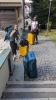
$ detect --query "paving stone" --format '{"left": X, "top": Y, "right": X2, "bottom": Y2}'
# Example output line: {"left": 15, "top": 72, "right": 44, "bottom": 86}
{"left": 30, "top": 36, "right": 56, "bottom": 80}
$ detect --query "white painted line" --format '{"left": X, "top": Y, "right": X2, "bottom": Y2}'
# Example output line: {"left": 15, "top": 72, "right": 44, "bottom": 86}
{"left": 5, "top": 88, "right": 56, "bottom": 93}
{"left": 8, "top": 81, "right": 56, "bottom": 85}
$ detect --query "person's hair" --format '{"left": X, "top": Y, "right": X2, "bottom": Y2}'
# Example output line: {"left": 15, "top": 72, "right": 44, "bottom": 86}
{"left": 28, "top": 25, "right": 31, "bottom": 31}
{"left": 25, "top": 21, "right": 28, "bottom": 26}
{"left": 33, "top": 15, "right": 38, "bottom": 21}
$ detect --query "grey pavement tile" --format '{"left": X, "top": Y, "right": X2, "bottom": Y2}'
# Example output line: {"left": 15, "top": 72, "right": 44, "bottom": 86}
{"left": 9, "top": 36, "right": 56, "bottom": 81}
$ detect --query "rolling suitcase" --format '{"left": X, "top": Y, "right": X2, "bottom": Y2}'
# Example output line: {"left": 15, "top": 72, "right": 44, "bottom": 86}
{"left": 27, "top": 33, "right": 35, "bottom": 45}
{"left": 23, "top": 51, "right": 37, "bottom": 78}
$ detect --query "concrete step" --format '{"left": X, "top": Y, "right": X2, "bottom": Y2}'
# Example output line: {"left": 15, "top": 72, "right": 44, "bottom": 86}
{"left": 7, "top": 81, "right": 56, "bottom": 84}
{"left": 6, "top": 81, "right": 56, "bottom": 88}
{"left": 2, "top": 81, "right": 56, "bottom": 99}
{"left": 2, "top": 98, "right": 56, "bottom": 100}
{"left": 1, "top": 98, "right": 49, "bottom": 100}
{"left": 2, "top": 91, "right": 56, "bottom": 98}
{"left": 7, "top": 83, "right": 56, "bottom": 88}
{"left": 4, "top": 87, "right": 56, "bottom": 92}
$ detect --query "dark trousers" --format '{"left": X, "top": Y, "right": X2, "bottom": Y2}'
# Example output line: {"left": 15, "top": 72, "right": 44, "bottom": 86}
{"left": 35, "top": 29, "right": 39, "bottom": 42}
{"left": 10, "top": 41, "right": 17, "bottom": 55}
{"left": 35, "top": 34, "right": 38, "bottom": 42}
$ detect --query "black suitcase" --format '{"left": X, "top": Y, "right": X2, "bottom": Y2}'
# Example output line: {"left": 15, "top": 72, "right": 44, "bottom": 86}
{"left": 23, "top": 51, "right": 37, "bottom": 78}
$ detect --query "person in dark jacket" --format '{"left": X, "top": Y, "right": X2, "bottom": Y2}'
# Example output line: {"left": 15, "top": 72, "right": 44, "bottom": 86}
{"left": 10, "top": 24, "right": 19, "bottom": 60}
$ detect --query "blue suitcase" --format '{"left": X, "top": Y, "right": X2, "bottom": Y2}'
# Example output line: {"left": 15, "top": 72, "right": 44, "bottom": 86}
{"left": 23, "top": 51, "right": 37, "bottom": 78}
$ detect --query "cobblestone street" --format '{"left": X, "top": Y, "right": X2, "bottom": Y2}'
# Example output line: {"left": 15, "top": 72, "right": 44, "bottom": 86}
{"left": 7, "top": 35, "right": 56, "bottom": 81}
{"left": 30, "top": 36, "right": 56, "bottom": 80}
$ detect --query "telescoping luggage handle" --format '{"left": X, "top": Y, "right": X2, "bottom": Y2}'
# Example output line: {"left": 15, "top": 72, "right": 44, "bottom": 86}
{"left": 24, "top": 51, "right": 36, "bottom": 62}
{"left": 28, "top": 51, "right": 36, "bottom": 61}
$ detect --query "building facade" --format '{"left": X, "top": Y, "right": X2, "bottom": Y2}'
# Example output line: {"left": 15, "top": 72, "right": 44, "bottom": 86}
{"left": 0, "top": 0, "right": 22, "bottom": 28}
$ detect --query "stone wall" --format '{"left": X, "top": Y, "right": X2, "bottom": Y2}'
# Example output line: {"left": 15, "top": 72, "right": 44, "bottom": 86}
{"left": 0, "top": 49, "right": 11, "bottom": 98}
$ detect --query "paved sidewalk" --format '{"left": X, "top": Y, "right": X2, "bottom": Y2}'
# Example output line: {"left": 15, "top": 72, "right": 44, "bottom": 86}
{"left": 10, "top": 35, "right": 56, "bottom": 81}
{"left": 30, "top": 36, "right": 56, "bottom": 80}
